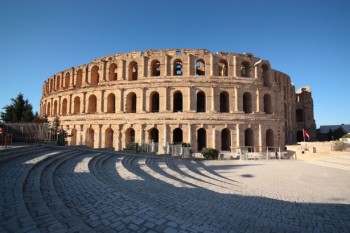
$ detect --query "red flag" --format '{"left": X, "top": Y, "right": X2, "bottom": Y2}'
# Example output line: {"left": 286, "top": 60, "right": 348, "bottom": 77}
{"left": 303, "top": 129, "right": 310, "bottom": 141}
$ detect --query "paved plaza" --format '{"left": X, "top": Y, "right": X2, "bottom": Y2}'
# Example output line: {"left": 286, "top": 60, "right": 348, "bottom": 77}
{"left": 1, "top": 145, "right": 350, "bottom": 232}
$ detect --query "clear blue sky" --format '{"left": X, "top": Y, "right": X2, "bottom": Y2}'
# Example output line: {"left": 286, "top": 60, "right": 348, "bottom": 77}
{"left": 1, "top": 0, "right": 349, "bottom": 127}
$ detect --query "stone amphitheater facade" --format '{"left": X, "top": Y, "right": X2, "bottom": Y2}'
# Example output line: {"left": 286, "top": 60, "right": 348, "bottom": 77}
{"left": 40, "top": 49, "right": 316, "bottom": 153}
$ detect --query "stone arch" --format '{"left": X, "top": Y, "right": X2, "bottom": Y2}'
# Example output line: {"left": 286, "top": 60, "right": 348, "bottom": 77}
{"left": 263, "top": 94, "right": 272, "bottom": 114}
{"left": 196, "top": 91, "right": 206, "bottom": 112}
{"left": 85, "top": 128, "right": 95, "bottom": 148}
{"left": 109, "top": 63, "right": 118, "bottom": 81}
{"left": 243, "top": 92, "right": 252, "bottom": 113}
{"left": 266, "top": 129, "right": 274, "bottom": 147}
{"left": 126, "top": 92, "right": 137, "bottom": 113}
{"left": 56, "top": 75, "right": 61, "bottom": 90}
{"left": 61, "top": 98, "right": 68, "bottom": 116}
{"left": 76, "top": 69, "right": 83, "bottom": 88}
{"left": 129, "top": 61, "right": 138, "bottom": 81}
{"left": 91, "top": 66, "right": 99, "bottom": 85}
{"left": 220, "top": 91, "right": 229, "bottom": 113}
{"left": 47, "top": 102, "right": 51, "bottom": 116}
{"left": 197, "top": 128, "right": 207, "bottom": 152}
{"left": 88, "top": 95, "right": 97, "bottom": 113}
{"left": 241, "top": 61, "right": 251, "bottom": 77}
{"left": 245, "top": 128, "right": 254, "bottom": 148}
{"left": 173, "top": 91, "right": 183, "bottom": 112}
{"left": 107, "top": 93, "right": 116, "bottom": 113}
{"left": 173, "top": 128, "right": 183, "bottom": 144}
{"left": 125, "top": 128, "right": 135, "bottom": 145}
{"left": 64, "top": 73, "right": 70, "bottom": 89}
{"left": 195, "top": 59, "right": 205, "bottom": 76}
{"left": 53, "top": 100, "right": 58, "bottom": 116}
{"left": 50, "top": 79, "right": 54, "bottom": 92}
{"left": 70, "top": 128, "right": 77, "bottom": 146}
{"left": 296, "top": 109, "right": 304, "bottom": 122}
{"left": 151, "top": 59, "right": 160, "bottom": 76}
{"left": 262, "top": 64, "right": 270, "bottom": 86}
{"left": 221, "top": 128, "right": 231, "bottom": 151}
{"left": 73, "top": 96, "right": 80, "bottom": 114}
{"left": 218, "top": 59, "right": 228, "bottom": 76}
{"left": 150, "top": 91, "right": 159, "bottom": 112}
{"left": 173, "top": 59, "right": 183, "bottom": 76}
{"left": 149, "top": 128, "right": 159, "bottom": 142}
{"left": 105, "top": 127, "right": 114, "bottom": 148}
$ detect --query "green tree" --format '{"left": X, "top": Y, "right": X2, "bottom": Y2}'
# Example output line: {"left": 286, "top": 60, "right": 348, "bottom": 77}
{"left": 0, "top": 93, "right": 35, "bottom": 123}
{"left": 333, "top": 127, "right": 347, "bottom": 140}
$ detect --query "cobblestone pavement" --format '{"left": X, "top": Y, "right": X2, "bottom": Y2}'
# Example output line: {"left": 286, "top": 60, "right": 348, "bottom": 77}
{"left": 1, "top": 145, "right": 349, "bottom": 232}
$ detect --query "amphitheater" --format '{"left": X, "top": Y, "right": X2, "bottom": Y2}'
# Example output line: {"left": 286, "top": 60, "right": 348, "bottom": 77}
{"left": 40, "top": 49, "right": 316, "bottom": 154}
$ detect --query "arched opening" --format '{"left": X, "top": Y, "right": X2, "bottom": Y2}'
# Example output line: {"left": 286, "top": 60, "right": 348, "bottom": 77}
{"left": 150, "top": 92, "right": 159, "bottom": 112}
{"left": 266, "top": 129, "right": 274, "bottom": 147}
{"left": 125, "top": 128, "right": 135, "bottom": 145}
{"left": 221, "top": 128, "right": 231, "bottom": 151}
{"left": 49, "top": 79, "right": 53, "bottom": 92}
{"left": 262, "top": 64, "right": 270, "bottom": 86}
{"left": 151, "top": 60, "right": 160, "bottom": 76}
{"left": 197, "top": 128, "right": 207, "bottom": 152}
{"left": 297, "top": 131, "right": 304, "bottom": 142}
{"left": 129, "top": 61, "right": 138, "bottom": 81}
{"left": 76, "top": 69, "right": 83, "bottom": 88}
{"left": 173, "top": 91, "right": 183, "bottom": 112}
{"left": 64, "top": 73, "right": 70, "bottom": 89}
{"left": 218, "top": 60, "right": 228, "bottom": 76}
{"left": 88, "top": 95, "right": 97, "bottom": 113}
{"left": 245, "top": 128, "right": 254, "bottom": 148}
{"left": 243, "top": 92, "right": 252, "bottom": 113}
{"left": 126, "top": 92, "right": 137, "bottom": 113}
{"left": 173, "top": 128, "right": 183, "bottom": 144}
{"left": 241, "top": 61, "right": 251, "bottom": 77}
{"left": 85, "top": 128, "right": 94, "bottom": 148}
{"left": 56, "top": 76, "right": 61, "bottom": 90}
{"left": 61, "top": 98, "right": 68, "bottom": 116}
{"left": 220, "top": 91, "right": 229, "bottom": 113}
{"left": 107, "top": 93, "right": 115, "bottom": 113}
{"left": 53, "top": 100, "right": 58, "bottom": 116}
{"left": 105, "top": 128, "right": 114, "bottom": 148}
{"left": 47, "top": 102, "right": 51, "bottom": 116}
{"left": 70, "top": 128, "right": 77, "bottom": 146}
{"left": 173, "top": 59, "right": 183, "bottom": 76}
{"left": 109, "top": 63, "right": 118, "bottom": 81}
{"left": 263, "top": 94, "right": 272, "bottom": 114}
{"left": 296, "top": 109, "right": 304, "bottom": 122}
{"left": 91, "top": 66, "right": 99, "bottom": 85}
{"left": 149, "top": 128, "right": 159, "bottom": 142}
{"left": 195, "top": 59, "right": 205, "bottom": 76}
{"left": 196, "top": 91, "right": 206, "bottom": 112}
{"left": 73, "top": 96, "right": 80, "bottom": 114}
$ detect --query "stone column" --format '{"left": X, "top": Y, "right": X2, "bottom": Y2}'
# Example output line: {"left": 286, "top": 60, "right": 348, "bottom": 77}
{"left": 256, "top": 88, "right": 260, "bottom": 113}
{"left": 82, "top": 92, "right": 87, "bottom": 113}
{"left": 70, "top": 68, "right": 75, "bottom": 87}
{"left": 211, "top": 86, "right": 216, "bottom": 112}
{"left": 58, "top": 96, "right": 61, "bottom": 115}
{"left": 68, "top": 94, "right": 72, "bottom": 115}
{"left": 236, "top": 124, "right": 240, "bottom": 148}
{"left": 100, "top": 90, "right": 105, "bottom": 113}
{"left": 163, "top": 86, "right": 168, "bottom": 112}
{"left": 259, "top": 124, "right": 263, "bottom": 151}
{"left": 234, "top": 87, "right": 239, "bottom": 112}
{"left": 210, "top": 54, "right": 214, "bottom": 76}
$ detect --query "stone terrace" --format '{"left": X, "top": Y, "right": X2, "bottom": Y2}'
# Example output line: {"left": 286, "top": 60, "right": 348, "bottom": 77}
{"left": 0, "top": 145, "right": 349, "bottom": 232}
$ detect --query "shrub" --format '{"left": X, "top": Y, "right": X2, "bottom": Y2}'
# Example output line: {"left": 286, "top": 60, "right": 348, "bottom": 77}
{"left": 342, "top": 134, "right": 350, "bottom": 138}
{"left": 333, "top": 141, "right": 346, "bottom": 151}
{"left": 201, "top": 147, "right": 219, "bottom": 160}
{"left": 124, "top": 142, "right": 136, "bottom": 150}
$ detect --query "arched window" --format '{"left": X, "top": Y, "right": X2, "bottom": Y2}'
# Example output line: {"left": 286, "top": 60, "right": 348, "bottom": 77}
{"left": 266, "top": 129, "right": 274, "bottom": 147}
{"left": 56, "top": 76, "right": 61, "bottom": 90}
{"left": 125, "top": 128, "right": 135, "bottom": 145}
{"left": 64, "top": 73, "right": 70, "bottom": 89}
{"left": 105, "top": 128, "right": 114, "bottom": 148}
{"left": 243, "top": 92, "right": 252, "bottom": 113}
{"left": 221, "top": 128, "right": 231, "bottom": 151}
{"left": 107, "top": 93, "right": 115, "bottom": 113}
{"left": 109, "top": 63, "right": 118, "bottom": 81}
{"left": 129, "top": 61, "right": 138, "bottom": 81}
{"left": 150, "top": 92, "right": 159, "bottom": 112}
{"left": 61, "top": 98, "right": 68, "bottom": 116}
{"left": 151, "top": 60, "right": 160, "bottom": 76}
{"left": 220, "top": 91, "right": 229, "bottom": 113}
{"left": 173, "top": 91, "right": 183, "bottom": 112}
{"left": 50, "top": 79, "right": 54, "bottom": 92}
{"left": 197, "top": 91, "right": 206, "bottom": 112}
{"left": 263, "top": 94, "right": 272, "bottom": 114}
{"left": 91, "top": 66, "right": 99, "bottom": 85}
{"left": 73, "top": 96, "right": 80, "bottom": 114}
{"left": 218, "top": 60, "right": 228, "bottom": 76}
{"left": 262, "top": 64, "right": 270, "bottom": 86}
{"left": 88, "top": 95, "right": 97, "bottom": 113}
{"left": 173, "top": 59, "right": 183, "bottom": 76}
{"left": 85, "top": 128, "right": 94, "bottom": 148}
{"left": 70, "top": 128, "right": 77, "bottom": 146}
{"left": 241, "top": 61, "right": 251, "bottom": 77}
{"left": 149, "top": 128, "right": 159, "bottom": 142}
{"left": 126, "top": 92, "right": 137, "bottom": 113}
{"left": 245, "top": 128, "right": 254, "bottom": 148}
{"left": 197, "top": 128, "right": 207, "bottom": 152}
{"left": 173, "top": 128, "right": 183, "bottom": 144}
{"left": 296, "top": 109, "right": 304, "bottom": 122}
{"left": 76, "top": 69, "right": 83, "bottom": 88}
{"left": 53, "top": 100, "right": 58, "bottom": 116}
{"left": 47, "top": 102, "right": 51, "bottom": 116}
{"left": 196, "top": 59, "right": 205, "bottom": 76}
